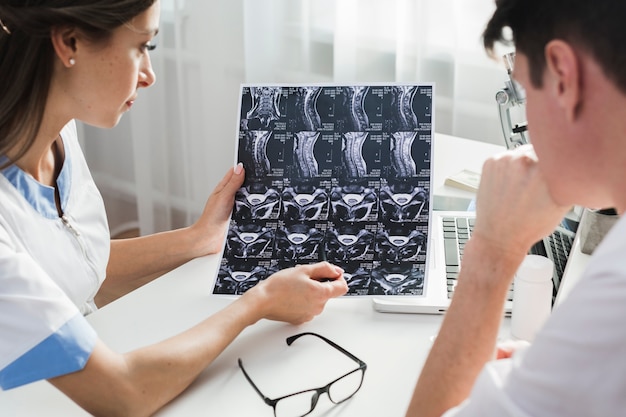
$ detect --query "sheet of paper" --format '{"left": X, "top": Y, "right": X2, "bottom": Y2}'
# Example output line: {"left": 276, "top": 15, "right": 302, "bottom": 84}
{"left": 213, "top": 84, "right": 434, "bottom": 296}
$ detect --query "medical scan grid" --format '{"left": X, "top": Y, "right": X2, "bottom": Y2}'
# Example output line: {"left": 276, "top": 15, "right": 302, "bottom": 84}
{"left": 214, "top": 84, "right": 434, "bottom": 296}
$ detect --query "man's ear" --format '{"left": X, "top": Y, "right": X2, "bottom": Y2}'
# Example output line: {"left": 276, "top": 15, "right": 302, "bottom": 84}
{"left": 50, "top": 26, "right": 78, "bottom": 68}
{"left": 544, "top": 40, "right": 582, "bottom": 122}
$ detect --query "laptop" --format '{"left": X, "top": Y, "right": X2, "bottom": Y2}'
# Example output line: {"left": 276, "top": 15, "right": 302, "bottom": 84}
{"left": 372, "top": 209, "right": 580, "bottom": 315}
{"left": 373, "top": 210, "right": 482, "bottom": 315}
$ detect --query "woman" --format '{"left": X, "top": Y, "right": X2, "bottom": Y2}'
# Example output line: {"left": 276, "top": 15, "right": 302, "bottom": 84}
{"left": 0, "top": 1, "right": 348, "bottom": 415}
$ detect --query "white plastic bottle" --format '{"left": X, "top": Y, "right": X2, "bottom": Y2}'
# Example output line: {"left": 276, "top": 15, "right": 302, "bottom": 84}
{"left": 511, "top": 254, "right": 554, "bottom": 342}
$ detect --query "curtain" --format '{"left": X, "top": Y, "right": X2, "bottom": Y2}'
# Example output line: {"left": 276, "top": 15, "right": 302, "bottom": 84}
{"left": 80, "top": 0, "right": 513, "bottom": 236}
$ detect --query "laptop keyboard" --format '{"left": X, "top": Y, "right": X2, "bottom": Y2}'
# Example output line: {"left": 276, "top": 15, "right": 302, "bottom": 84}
{"left": 442, "top": 216, "right": 488, "bottom": 299}
{"left": 442, "top": 216, "right": 574, "bottom": 303}
{"left": 442, "top": 216, "right": 472, "bottom": 268}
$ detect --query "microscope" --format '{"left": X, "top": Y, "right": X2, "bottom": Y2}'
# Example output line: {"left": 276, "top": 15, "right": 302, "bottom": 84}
{"left": 495, "top": 52, "right": 529, "bottom": 149}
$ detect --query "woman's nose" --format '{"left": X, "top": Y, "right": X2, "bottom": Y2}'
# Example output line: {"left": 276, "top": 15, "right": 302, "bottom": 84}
{"left": 138, "top": 55, "right": 156, "bottom": 88}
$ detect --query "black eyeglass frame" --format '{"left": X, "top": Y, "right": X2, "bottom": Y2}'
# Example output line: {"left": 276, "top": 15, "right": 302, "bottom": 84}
{"left": 238, "top": 332, "right": 367, "bottom": 417}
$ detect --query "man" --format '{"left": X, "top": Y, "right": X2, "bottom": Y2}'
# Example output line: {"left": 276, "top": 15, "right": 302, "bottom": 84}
{"left": 406, "top": 1, "right": 626, "bottom": 416}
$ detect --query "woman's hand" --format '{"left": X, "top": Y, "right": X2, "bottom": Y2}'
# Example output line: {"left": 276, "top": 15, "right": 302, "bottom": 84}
{"left": 242, "top": 262, "right": 349, "bottom": 325}
{"left": 189, "top": 163, "right": 245, "bottom": 256}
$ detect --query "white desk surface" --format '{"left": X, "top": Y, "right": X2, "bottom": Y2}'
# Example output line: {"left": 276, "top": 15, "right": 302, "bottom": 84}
{"left": 1, "top": 134, "right": 540, "bottom": 416}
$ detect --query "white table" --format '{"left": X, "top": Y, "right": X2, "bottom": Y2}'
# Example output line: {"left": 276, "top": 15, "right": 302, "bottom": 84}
{"left": 2, "top": 134, "right": 523, "bottom": 416}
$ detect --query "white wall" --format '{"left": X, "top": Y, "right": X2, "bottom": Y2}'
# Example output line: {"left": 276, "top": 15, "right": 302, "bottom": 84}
{"left": 81, "top": 0, "right": 513, "bottom": 236}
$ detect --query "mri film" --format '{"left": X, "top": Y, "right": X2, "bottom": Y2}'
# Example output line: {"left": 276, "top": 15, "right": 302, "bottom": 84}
{"left": 214, "top": 83, "right": 434, "bottom": 296}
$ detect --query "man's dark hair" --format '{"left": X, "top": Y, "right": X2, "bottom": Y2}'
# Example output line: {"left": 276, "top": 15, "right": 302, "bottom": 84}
{"left": 483, "top": 0, "right": 626, "bottom": 94}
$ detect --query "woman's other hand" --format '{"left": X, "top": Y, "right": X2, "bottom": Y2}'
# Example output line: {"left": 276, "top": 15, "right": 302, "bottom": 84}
{"left": 189, "top": 163, "right": 245, "bottom": 256}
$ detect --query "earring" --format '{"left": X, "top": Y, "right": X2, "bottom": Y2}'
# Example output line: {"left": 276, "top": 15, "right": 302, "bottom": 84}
{"left": 0, "top": 18, "right": 11, "bottom": 35}
{"left": 69, "top": 58, "right": 76, "bottom": 66}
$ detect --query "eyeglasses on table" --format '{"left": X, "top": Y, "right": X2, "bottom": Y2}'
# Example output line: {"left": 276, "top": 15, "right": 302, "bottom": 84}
{"left": 238, "top": 332, "right": 367, "bottom": 417}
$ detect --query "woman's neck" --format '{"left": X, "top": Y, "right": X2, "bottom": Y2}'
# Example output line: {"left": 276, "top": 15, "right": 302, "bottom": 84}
{"left": 10, "top": 133, "right": 64, "bottom": 187}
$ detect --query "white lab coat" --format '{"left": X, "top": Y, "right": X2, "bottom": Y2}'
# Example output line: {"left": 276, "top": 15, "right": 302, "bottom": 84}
{"left": 0, "top": 120, "right": 109, "bottom": 389}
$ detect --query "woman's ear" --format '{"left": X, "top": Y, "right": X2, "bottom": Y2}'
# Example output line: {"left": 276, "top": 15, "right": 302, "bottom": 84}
{"left": 50, "top": 26, "right": 78, "bottom": 68}
{"left": 544, "top": 40, "right": 582, "bottom": 122}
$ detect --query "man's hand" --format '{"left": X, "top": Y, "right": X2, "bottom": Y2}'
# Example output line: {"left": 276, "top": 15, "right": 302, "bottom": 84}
{"left": 495, "top": 339, "right": 530, "bottom": 360}
{"left": 473, "top": 144, "right": 570, "bottom": 257}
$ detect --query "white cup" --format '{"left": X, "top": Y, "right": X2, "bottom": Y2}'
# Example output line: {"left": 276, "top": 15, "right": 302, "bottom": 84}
{"left": 511, "top": 254, "right": 554, "bottom": 342}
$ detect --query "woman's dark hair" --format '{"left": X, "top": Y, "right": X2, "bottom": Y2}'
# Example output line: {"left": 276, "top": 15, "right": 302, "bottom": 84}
{"left": 483, "top": 0, "right": 626, "bottom": 94}
{"left": 0, "top": 0, "right": 156, "bottom": 168}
